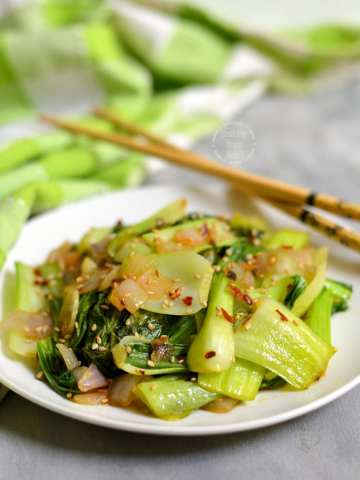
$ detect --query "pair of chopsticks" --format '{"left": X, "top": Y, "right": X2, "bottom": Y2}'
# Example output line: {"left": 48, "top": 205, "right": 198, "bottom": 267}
{"left": 41, "top": 110, "right": 360, "bottom": 254}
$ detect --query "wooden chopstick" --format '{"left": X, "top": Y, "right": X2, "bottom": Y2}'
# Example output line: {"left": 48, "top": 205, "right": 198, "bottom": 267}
{"left": 94, "top": 109, "right": 360, "bottom": 254}
{"left": 40, "top": 112, "right": 360, "bottom": 253}
{"left": 267, "top": 199, "right": 360, "bottom": 253}
{"left": 94, "top": 107, "right": 173, "bottom": 149}
{"left": 41, "top": 113, "right": 360, "bottom": 221}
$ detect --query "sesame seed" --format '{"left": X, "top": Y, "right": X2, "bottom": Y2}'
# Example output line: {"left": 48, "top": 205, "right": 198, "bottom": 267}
{"left": 126, "top": 346, "right": 132, "bottom": 354}
{"left": 75, "top": 322, "right": 79, "bottom": 329}
{"left": 99, "top": 346, "right": 107, "bottom": 352}
{"left": 54, "top": 327, "right": 60, "bottom": 332}
{"left": 66, "top": 392, "right": 73, "bottom": 399}
{"left": 91, "top": 343, "right": 99, "bottom": 350}
{"left": 36, "top": 371, "right": 44, "bottom": 380}
{"left": 193, "top": 273, "right": 201, "bottom": 279}
{"left": 91, "top": 323, "right": 97, "bottom": 331}
{"left": 147, "top": 360, "right": 155, "bottom": 367}
{"left": 101, "top": 398, "right": 109, "bottom": 404}
{"left": 148, "top": 323, "right": 156, "bottom": 331}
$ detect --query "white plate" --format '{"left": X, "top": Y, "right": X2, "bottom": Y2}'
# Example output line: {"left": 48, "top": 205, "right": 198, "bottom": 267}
{"left": 0, "top": 185, "right": 359, "bottom": 436}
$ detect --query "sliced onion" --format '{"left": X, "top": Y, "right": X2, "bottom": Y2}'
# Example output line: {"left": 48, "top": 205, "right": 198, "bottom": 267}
{"left": 2, "top": 310, "right": 52, "bottom": 340}
{"left": 56, "top": 343, "right": 80, "bottom": 371}
{"left": 202, "top": 397, "right": 238, "bottom": 413}
{"left": 109, "top": 279, "right": 148, "bottom": 313}
{"left": 59, "top": 286, "right": 79, "bottom": 337}
{"left": 73, "top": 388, "right": 108, "bottom": 405}
{"left": 137, "top": 270, "right": 174, "bottom": 300}
{"left": 108, "top": 374, "right": 142, "bottom": 408}
{"left": 173, "top": 227, "right": 205, "bottom": 247}
{"left": 77, "top": 363, "right": 108, "bottom": 392}
{"left": 72, "top": 366, "right": 88, "bottom": 383}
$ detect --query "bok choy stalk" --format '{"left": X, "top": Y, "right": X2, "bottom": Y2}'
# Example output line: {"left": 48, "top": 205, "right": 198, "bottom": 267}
{"left": 187, "top": 273, "right": 235, "bottom": 373}
{"left": 263, "top": 229, "right": 310, "bottom": 250}
{"left": 0, "top": 147, "right": 97, "bottom": 200}
{"left": 251, "top": 274, "right": 307, "bottom": 306}
{"left": 235, "top": 298, "right": 335, "bottom": 389}
{"left": 198, "top": 358, "right": 265, "bottom": 401}
{"left": 292, "top": 247, "right": 328, "bottom": 317}
{"left": 112, "top": 336, "right": 188, "bottom": 375}
{"left": 325, "top": 278, "right": 353, "bottom": 313}
{"left": 0, "top": 187, "right": 35, "bottom": 268}
{"left": 108, "top": 198, "right": 188, "bottom": 255}
{"left": 39, "top": 147, "right": 98, "bottom": 179}
{"left": 142, "top": 217, "right": 236, "bottom": 252}
{"left": 305, "top": 288, "right": 333, "bottom": 343}
{"left": 0, "top": 131, "right": 72, "bottom": 174}
{"left": 135, "top": 377, "right": 218, "bottom": 419}
{"left": 30, "top": 180, "right": 110, "bottom": 214}
{"left": 119, "top": 251, "right": 214, "bottom": 315}
{"left": 7, "top": 262, "right": 44, "bottom": 358}
{"left": 91, "top": 155, "right": 147, "bottom": 188}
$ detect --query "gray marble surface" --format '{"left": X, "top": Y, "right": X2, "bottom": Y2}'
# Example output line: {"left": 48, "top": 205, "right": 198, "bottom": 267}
{"left": 1, "top": 80, "right": 360, "bottom": 480}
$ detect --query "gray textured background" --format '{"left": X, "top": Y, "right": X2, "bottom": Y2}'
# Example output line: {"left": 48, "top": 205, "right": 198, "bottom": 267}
{"left": 1, "top": 80, "right": 360, "bottom": 480}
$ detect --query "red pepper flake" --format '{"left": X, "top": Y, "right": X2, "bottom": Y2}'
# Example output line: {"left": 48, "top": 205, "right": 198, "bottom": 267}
{"left": 229, "top": 285, "right": 253, "bottom": 305}
{"left": 182, "top": 296, "right": 193, "bottom": 306}
{"left": 200, "top": 223, "right": 210, "bottom": 237}
{"left": 220, "top": 307, "right": 235, "bottom": 324}
{"left": 204, "top": 351, "right": 216, "bottom": 359}
{"left": 276, "top": 308, "right": 288, "bottom": 322}
{"left": 282, "top": 245, "right": 293, "bottom": 250}
{"left": 168, "top": 287, "right": 181, "bottom": 300}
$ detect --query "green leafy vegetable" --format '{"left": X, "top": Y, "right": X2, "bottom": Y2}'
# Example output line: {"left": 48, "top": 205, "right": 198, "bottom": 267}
{"left": 235, "top": 298, "right": 335, "bottom": 389}
{"left": 305, "top": 288, "right": 333, "bottom": 343}
{"left": 187, "top": 273, "right": 234, "bottom": 373}
{"left": 198, "top": 358, "right": 265, "bottom": 401}
{"left": 135, "top": 378, "right": 218, "bottom": 419}
{"left": 37, "top": 337, "right": 78, "bottom": 397}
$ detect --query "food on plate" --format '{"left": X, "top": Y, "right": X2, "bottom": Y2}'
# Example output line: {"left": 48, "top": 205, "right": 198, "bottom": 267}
{"left": 2, "top": 199, "right": 352, "bottom": 420}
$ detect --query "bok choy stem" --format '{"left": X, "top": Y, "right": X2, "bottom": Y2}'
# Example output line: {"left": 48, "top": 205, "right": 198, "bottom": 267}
{"left": 187, "top": 273, "right": 235, "bottom": 373}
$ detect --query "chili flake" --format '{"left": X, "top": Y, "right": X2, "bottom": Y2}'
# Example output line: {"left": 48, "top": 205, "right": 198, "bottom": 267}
{"left": 182, "top": 296, "right": 193, "bottom": 306}
{"left": 220, "top": 307, "right": 235, "bottom": 324}
{"left": 276, "top": 308, "right": 288, "bottom": 322}
{"left": 205, "top": 351, "right": 216, "bottom": 359}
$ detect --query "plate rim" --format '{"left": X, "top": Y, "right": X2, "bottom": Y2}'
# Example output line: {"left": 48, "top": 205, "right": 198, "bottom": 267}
{"left": 1, "top": 184, "right": 359, "bottom": 436}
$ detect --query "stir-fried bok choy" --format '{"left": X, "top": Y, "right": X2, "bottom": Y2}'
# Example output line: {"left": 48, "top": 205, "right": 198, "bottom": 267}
{"left": 1, "top": 199, "right": 352, "bottom": 419}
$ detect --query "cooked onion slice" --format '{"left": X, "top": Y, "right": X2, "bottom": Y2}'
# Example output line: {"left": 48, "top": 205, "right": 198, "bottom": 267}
{"left": 77, "top": 364, "right": 108, "bottom": 392}
{"left": 56, "top": 343, "right": 81, "bottom": 371}
{"left": 108, "top": 374, "right": 142, "bottom": 408}
{"left": 2, "top": 310, "right": 52, "bottom": 340}
{"left": 109, "top": 279, "right": 148, "bottom": 314}
{"left": 202, "top": 397, "right": 238, "bottom": 413}
{"left": 73, "top": 389, "right": 108, "bottom": 405}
